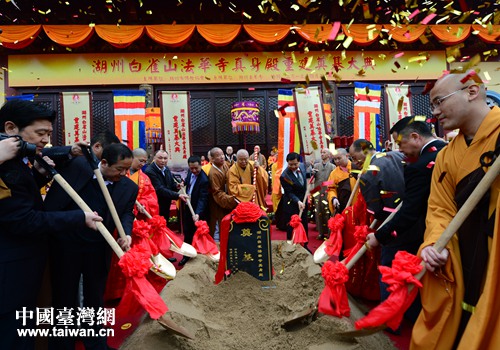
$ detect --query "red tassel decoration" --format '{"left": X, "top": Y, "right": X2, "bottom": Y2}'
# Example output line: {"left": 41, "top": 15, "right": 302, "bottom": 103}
{"left": 318, "top": 261, "right": 350, "bottom": 317}
{"left": 355, "top": 251, "right": 423, "bottom": 330}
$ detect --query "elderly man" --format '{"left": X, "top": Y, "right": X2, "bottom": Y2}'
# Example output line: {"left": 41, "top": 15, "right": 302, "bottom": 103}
{"left": 227, "top": 149, "right": 268, "bottom": 210}
{"left": 225, "top": 146, "right": 237, "bottom": 166}
{"left": 312, "top": 148, "right": 335, "bottom": 239}
{"left": 411, "top": 73, "right": 500, "bottom": 350}
{"left": 207, "top": 147, "right": 238, "bottom": 237}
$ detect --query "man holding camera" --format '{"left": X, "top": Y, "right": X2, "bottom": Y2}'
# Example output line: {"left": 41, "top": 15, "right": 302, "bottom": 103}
{"left": 0, "top": 100, "right": 102, "bottom": 350}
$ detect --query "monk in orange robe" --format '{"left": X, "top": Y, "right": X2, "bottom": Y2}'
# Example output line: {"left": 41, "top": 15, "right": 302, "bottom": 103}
{"left": 412, "top": 73, "right": 500, "bottom": 350}
{"left": 227, "top": 149, "right": 268, "bottom": 211}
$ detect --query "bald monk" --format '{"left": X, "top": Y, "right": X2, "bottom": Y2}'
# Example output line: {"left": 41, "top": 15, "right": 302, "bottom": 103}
{"left": 227, "top": 149, "right": 268, "bottom": 211}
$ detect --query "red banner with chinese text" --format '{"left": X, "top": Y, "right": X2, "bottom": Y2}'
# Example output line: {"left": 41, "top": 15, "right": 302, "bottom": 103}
{"left": 61, "top": 92, "right": 91, "bottom": 145}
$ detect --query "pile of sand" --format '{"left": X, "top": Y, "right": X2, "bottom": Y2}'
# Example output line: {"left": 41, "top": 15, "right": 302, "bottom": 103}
{"left": 122, "top": 242, "right": 396, "bottom": 350}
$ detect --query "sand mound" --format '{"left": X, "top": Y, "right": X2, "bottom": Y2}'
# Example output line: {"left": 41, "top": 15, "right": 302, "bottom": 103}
{"left": 121, "top": 242, "right": 396, "bottom": 350}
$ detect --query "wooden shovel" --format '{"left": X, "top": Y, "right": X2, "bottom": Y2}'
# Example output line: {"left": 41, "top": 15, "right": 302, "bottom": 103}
{"left": 36, "top": 155, "right": 175, "bottom": 278}
{"left": 35, "top": 156, "right": 194, "bottom": 339}
{"left": 341, "top": 152, "right": 500, "bottom": 337}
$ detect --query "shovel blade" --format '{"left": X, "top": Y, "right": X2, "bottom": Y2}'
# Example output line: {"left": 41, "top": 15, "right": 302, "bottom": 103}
{"left": 157, "top": 314, "right": 195, "bottom": 340}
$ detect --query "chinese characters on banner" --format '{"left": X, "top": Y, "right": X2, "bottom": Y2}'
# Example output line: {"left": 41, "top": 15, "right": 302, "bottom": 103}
{"left": 61, "top": 92, "right": 91, "bottom": 146}
{"left": 385, "top": 84, "right": 413, "bottom": 130}
{"left": 160, "top": 91, "right": 191, "bottom": 168}
{"left": 8, "top": 51, "right": 447, "bottom": 87}
{"left": 294, "top": 87, "right": 328, "bottom": 160}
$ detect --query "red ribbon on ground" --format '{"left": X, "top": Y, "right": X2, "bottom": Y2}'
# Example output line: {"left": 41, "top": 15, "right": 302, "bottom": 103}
{"left": 318, "top": 261, "right": 350, "bottom": 317}
{"left": 355, "top": 251, "right": 423, "bottom": 330}
{"left": 289, "top": 214, "right": 308, "bottom": 245}
{"left": 325, "top": 214, "right": 344, "bottom": 256}
{"left": 192, "top": 220, "right": 219, "bottom": 255}
{"left": 118, "top": 244, "right": 168, "bottom": 320}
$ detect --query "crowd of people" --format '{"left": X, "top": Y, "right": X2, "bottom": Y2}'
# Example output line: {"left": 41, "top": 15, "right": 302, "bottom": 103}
{"left": 0, "top": 71, "right": 499, "bottom": 349}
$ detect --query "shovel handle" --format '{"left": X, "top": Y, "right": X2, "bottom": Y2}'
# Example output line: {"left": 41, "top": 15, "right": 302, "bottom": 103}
{"left": 135, "top": 200, "right": 152, "bottom": 219}
{"left": 343, "top": 202, "right": 401, "bottom": 270}
{"left": 81, "top": 146, "right": 127, "bottom": 241}
{"left": 414, "top": 153, "right": 500, "bottom": 281}
{"left": 298, "top": 172, "right": 315, "bottom": 217}
{"left": 52, "top": 173, "right": 124, "bottom": 258}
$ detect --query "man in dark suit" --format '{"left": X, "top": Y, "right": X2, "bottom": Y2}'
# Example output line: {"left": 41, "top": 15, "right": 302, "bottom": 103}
{"left": 179, "top": 155, "right": 209, "bottom": 266}
{"left": 144, "top": 150, "right": 188, "bottom": 220}
{"left": 0, "top": 100, "right": 101, "bottom": 350}
{"left": 44, "top": 143, "right": 138, "bottom": 350}
{"left": 365, "top": 117, "right": 447, "bottom": 322}
{"left": 279, "top": 152, "right": 309, "bottom": 243}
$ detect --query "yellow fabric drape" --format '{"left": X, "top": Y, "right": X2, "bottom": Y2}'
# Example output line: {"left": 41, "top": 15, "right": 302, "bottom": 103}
{"left": 243, "top": 24, "right": 290, "bottom": 44}
{"left": 342, "top": 24, "right": 383, "bottom": 45}
{"left": 383, "top": 24, "right": 427, "bottom": 43}
{"left": 43, "top": 25, "right": 94, "bottom": 48}
{"left": 472, "top": 24, "right": 500, "bottom": 44}
{"left": 95, "top": 25, "right": 144, "bottom": 48}
{"left": 196, "top": 24, "right": 241, "bottom": 46}
{"left": 295, "top": 23, "right": 340, "bottom": 43}
{"left": 145, "top": 24, "right": 196, "bottom": 47}
{"left": 430, "top": 25, "right": 471, "bottom": 44}
{"left": 0, "top": 25, "right": 41, "bottom": 49}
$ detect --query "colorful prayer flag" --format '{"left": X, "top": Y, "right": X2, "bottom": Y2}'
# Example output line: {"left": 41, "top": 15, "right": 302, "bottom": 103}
{"left": 113, "top": 90, "right": 146, "bottom": 150}
{"left": 353, "top": 82, "right": 382, "bottom": 150}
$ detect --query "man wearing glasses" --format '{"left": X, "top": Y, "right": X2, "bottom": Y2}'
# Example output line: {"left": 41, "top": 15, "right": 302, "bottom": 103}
{"left": 412, "top": 72, "right": 500, "bottom": 350}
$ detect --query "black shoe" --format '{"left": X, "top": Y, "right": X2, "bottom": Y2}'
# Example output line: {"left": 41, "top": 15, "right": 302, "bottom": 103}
{"left": 167, "top": 257, "right": 177, "bottom": 263}
{"left": 179, "top": 256, "right": 190, "bottom": 266}
{"left": 317, "top": 234, "right": 324, "bottom": 240}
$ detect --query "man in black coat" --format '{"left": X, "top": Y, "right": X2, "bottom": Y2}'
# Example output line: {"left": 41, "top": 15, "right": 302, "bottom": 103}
{"left": 279, "top": 152, "right": 309, "bottom": 242}
{"left": 0, "top": 100, "right": 101, "bottom": 350}
{"left": 44, "top": 143, "right": 138, "bottom": 350}
{"left": 179, "top": 155, "right": 209, "bottom": 266}
{"left": 365, "top": 117, "right": 447, "bottom": 322}
{"left": 144, "top": 150, "right": 188, "bottom": 220}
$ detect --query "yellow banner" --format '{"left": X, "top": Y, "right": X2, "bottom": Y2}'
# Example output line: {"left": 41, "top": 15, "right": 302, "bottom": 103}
{"left": 8, "top": 51, "right": 446, "bottom": 87}
{"left": 295, "top": 87, "right": 328, "bottom": 159}
{"left": 160, "top": 91, "right": 191, "bottom": 168}
{"left": 385, "top": 84, "right": 413, "bottom": 131}
{"left": 61, "top": 92, "right": 91, "bottom": 145}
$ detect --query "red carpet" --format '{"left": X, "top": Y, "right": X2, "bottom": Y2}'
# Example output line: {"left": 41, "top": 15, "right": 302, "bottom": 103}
{"left": 106, "top": 198, "right": 412, "bottom": 350}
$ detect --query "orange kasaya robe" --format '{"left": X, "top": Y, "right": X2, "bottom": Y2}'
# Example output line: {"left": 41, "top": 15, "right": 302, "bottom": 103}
{"left": 104, "top": 169, "right": 163, "bottom": 302}
{"left": 411, "top": 106, "right": 500, "bottom": 350}
{"left": 227, "top": 161, "right": 269, "bottom": 211}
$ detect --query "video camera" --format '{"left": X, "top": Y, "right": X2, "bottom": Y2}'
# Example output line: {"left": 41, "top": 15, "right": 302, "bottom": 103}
{"left": 0, "top": 133, "right": 37, "bottom": 158}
